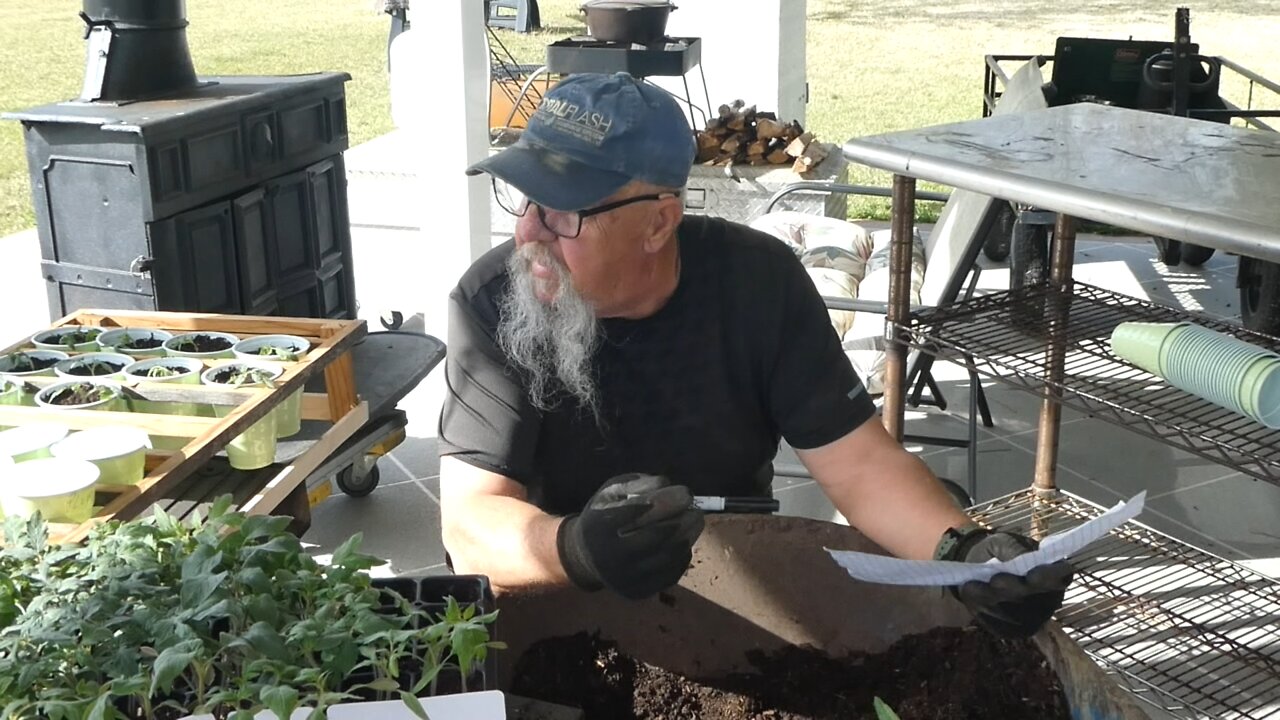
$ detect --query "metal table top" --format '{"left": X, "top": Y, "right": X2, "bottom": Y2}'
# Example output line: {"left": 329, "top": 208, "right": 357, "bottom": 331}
{"left": 842, "top": 103, "right": 1280, "bottom": 264}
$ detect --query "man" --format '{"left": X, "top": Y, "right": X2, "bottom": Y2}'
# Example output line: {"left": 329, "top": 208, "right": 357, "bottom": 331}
{"left": 438, "top": 72, "right": 1072, "bottom": 638}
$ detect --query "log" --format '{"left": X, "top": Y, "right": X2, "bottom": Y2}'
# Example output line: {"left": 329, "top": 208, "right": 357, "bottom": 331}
{"left": 766, "top": 148, "right": 790, "bottom": 164}
{"left": 720, "top": 136, "right": 741, "bottom": 154}
{"left": 756, "top": 117, "right": 786, "bottom": 140}
{"left": 696, "top": 132, "right": 721, "bottom": 161}
{"left": 746, "top": 139, "right": 768, "bottom": 157}
{"left": 785, "top": 132, "right": 815, "bottom": 158}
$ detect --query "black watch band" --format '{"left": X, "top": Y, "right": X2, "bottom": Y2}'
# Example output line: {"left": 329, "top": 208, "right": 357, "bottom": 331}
{"left": 933, "top": 522, "right": 992, "bottom": 562}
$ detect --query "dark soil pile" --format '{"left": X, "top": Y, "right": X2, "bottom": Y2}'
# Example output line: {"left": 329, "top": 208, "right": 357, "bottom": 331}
{"left": 510, "top": 625, "right": 1071, "bottom": 719}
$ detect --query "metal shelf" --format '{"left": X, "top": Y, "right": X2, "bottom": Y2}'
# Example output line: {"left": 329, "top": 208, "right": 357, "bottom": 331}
{"left": 973, "top": 490, "right": 1280, "bottom": 719}
{"left": 908, "top": 281, "right": 1280, "bottom": 484}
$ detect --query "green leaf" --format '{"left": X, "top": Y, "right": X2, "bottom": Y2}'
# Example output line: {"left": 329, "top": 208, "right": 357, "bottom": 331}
{"left": 244, "top": 621, "right": 293, "bottom": 662}
{"left": 874, "top": 697, "right": 902, "bottom": 720}
{"left": 398, "top": 691, "right": 431, "bottom": 720}
{"left": 260, "top": 685, "right": 299, "bottom": 720}
{"left": 86, "top": 692, "right": 113, "bottom": 720}
{"left": 149, "top": 639, "right": 202, "bottom": 697}
{"left": 180, "top": 571, "right": 227, "bottom": 611}
{"left": 329, "top": 534, "right": 364, "bottom": 569}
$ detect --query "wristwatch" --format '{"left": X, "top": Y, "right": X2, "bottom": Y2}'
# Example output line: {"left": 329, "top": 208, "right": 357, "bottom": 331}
{"left": 933, "top": 520, "right": 992, "bottom": 562}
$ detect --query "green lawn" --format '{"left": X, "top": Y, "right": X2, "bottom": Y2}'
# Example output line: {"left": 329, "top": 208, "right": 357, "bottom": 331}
{"left": 1, "top": 1, "right": 1278, "bottom": 235}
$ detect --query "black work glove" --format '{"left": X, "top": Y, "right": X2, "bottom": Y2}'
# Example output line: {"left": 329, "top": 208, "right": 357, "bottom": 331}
{"left": 936, "top": 526, "right": 1074, "bottom": 638}
{"left": 556, "top": 473, "right": 705, "bottom": 600}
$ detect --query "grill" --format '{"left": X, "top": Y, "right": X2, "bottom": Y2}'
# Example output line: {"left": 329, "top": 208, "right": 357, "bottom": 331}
{"left": 908, "top": 281, "right": 1280, "bottom": 484}
{"left": 974, "top": 490, "right": 1280, "bottom": 718}
{"left": 3, "top": 0, "right": 357, "bottom": 321}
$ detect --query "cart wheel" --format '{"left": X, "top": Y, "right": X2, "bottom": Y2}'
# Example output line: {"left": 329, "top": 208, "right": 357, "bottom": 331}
{"left": 1240, "top": 256, "right": 1280, "bottom": 335}
{"left": 1179, "top": 243, "right": 1215, "bottom": 267}
{"left": 1153, "top": 237, "right": 1182, "bottom": 266}
{"left": 337, "top": 462, "right": 381, "bottom": 498}
{"left": 380, "top": 311, "right": 405, "bottom": 331}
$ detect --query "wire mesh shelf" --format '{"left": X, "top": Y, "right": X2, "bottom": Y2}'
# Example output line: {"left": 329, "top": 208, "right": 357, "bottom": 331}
{"left": 907, "top": 281, "right": 1280, "bottom": 484}
{"left": 973, "top": 490, "right": 1280, "bottom": 719}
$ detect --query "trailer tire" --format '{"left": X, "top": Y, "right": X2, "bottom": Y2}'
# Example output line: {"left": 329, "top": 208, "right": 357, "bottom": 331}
{"left": 1240, "top": 257, "right": 1280, "bottom": 335}
{"left": 981, "top": 203, "right": 1017, "bottom": 262}
{"left": 1010, "top": 221, "right": 1049, "bottom": 289}
{"left": 1179, "top": 243, "right": 1216, "bottom": 267}
{"left": 337, "top": 463, "right": 381, "bottom": 498}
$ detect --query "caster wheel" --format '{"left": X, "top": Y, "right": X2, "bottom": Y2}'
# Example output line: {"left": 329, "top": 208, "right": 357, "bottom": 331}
{"left": 381, "top": 311, "right": 404, "bottom": 331}
{"left": 1240, "top": 256, "right": 1280, "bottom": 335}
{"left": 337, "top": 462, "right": 381, "bottom": 498}
{"left": 1153, "top": 237, "right": 1182, "bottom": 267}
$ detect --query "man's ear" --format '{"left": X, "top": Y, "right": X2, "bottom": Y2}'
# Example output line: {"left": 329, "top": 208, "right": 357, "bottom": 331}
{"left": 643, "top": 196, "right": 684, "bottom": 253}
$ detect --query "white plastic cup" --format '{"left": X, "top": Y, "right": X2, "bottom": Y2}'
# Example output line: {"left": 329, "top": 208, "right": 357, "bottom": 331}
{"left": 0, "top": 423, "right": 72, "bottom": 463}
{"left": 97, "top": 328, "right": 174, "bottom": 358}
{"left": 232, "top": 335, "right": 311, "bottom": 438}
{"left": 51, "top": 427, "right": 152, "bottom": 486}
{"left": 201, "top": 362, "right": 282, "bottom": 470}
{"left": 0, "top": 458, "right": 99, "bottom": 524}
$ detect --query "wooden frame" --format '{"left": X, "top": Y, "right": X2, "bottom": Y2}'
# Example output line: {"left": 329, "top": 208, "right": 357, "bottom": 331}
{"left": 0, "top": 309, "right": 369, "bottom": 542}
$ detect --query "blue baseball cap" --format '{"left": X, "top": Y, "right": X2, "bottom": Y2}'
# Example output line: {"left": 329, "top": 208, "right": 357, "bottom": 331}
{"left": 466, "top": 72, "right": 696, "bottom": 212}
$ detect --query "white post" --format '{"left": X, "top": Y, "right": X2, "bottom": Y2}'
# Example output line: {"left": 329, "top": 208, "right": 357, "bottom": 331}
{"left": 390, "top": 0, "right": 493, "bottom": 341}
{"left": 656, "top": 0, "right": 807, "bottom": 126}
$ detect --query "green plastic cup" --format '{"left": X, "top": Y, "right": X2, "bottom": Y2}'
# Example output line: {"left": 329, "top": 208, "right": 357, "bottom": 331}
{"left": 0, "top": 458, "right": 99, "bottom": 524}
{"left": 232, "top": 334, "right": 311, "bottom": 438}
{"left": 34, "top": 379, "right": 125, "bottom": 413}
{"left": 1109, "top": 322, "right": 1190, "bottom": 376}
{"left": 0, "top": 423, "right": 71, "bottom": 463}
{"left": 164, "top": 331, "right": 241, "bottom": 360}
{"left": 53, "top": 352, "right": 133, "bottom": 381}
{"left": 201, "top": 362, "right": 281, "bottom": 470}
{"left": 1, "top": 350, "right": 69, "bottom": 406}
{"left": 1237, "top": 355, "right": 1280, "bottom": 427}
{"left": 0, "top": 376, "right": 21, "bottom": 407}
{"left": 97, "top": 328, "right": 174, "bottom": 359}
{"left": 51, "top": 427, "right": 151, "bottom": 486}
{"left": 30, "top": 326, "right": 102, "bottom": 353}
{"left": 124, "top": 357, "right": 206, "bottom": 450}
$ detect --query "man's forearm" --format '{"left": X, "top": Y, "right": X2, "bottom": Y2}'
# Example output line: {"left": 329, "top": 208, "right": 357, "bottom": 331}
{"left": 797, "top": 419, "right": 973, "bottom": 561}
{"left": 442, "top": 493, "right": 572, "bottom": 592}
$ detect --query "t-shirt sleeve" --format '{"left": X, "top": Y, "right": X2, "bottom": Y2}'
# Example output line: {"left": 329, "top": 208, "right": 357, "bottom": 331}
{"left": 436, "top": 286, "right": 541, "bottom": 483}
{"left": 766, "top": 250, "right": 877, "bottom": 449}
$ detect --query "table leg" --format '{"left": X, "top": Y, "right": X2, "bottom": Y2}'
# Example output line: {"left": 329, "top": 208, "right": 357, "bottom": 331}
{"left": 1032, "top": 213, "right": 1077, "bottom": 494}
{"left": 882, "top": 174, "right": 917, "bottom": 442}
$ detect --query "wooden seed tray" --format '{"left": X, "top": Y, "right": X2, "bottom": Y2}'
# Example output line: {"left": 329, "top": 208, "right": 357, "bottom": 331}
{"left": 0, "top": 308, "right": 370, "bottom": 542}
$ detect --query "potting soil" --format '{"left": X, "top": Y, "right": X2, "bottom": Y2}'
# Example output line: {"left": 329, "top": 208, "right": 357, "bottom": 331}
{"left": 509, "top": 625, "right": 1072, "bottom": 719}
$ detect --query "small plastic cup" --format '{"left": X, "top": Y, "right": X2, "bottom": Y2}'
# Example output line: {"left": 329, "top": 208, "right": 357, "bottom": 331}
{"left": 232, "top": 334, "right": 311, "bottom": 438}
{"left": 0, "top": 423, "right": 71, "bottom": 463}
{"left": 97, "top": 328, "right": 174, "bottom": 359}
{"left": 1110, "top": 322, "right": 1190, "bottom": 376}
{"left": 1237, "top": 355, "right": 1280, "bottom": 427}
{"left": 30, "top": 325, "right": 103, "bottom": 353}
{"left": 124, "top": 356, "right": 207, "bottom": 450}
{"left": 1162, "top": 327, "right": 1270, "bottom": 413}
{"left": 34, "top": 379, "right": 126, "bottom": 413}
{"left": 201, "top": 362, "right": 282, "bottom": 470}
{"left": 51, "top": 427, "right": 152, "bottom": 486}
{"left": 164, "top": 331, "right": 241, "bottom": 360}
{"left": 53, "top": 352, "right": 134, "bottom": 381}
{"left": 0, "top": 458, "right": 99, "bottom": 524}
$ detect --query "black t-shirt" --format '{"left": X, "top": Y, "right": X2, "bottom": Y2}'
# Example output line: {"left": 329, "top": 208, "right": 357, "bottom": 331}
{"left": 437, "top": 214, "right": 876, "bottom": 515}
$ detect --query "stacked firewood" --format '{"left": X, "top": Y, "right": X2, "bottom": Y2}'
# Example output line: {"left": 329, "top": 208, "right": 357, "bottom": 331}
{"left": 695, "top": 100, "right": 829, "bottom": 174}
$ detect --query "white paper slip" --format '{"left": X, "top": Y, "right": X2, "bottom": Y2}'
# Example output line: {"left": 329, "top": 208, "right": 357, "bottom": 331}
{"left": 825, "top": 491, "right": 1146, "bottom": 586}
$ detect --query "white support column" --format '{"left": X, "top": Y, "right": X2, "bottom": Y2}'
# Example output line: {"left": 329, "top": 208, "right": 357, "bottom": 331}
{"left": 656, "top": 0, "right": 807, "bottom": 125}
{"left": 390, "top": 0, "right": 493, "bottom": 342}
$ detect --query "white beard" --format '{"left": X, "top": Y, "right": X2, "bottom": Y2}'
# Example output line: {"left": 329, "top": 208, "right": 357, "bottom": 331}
{"left": 497, "top": 244, "right": 601, "bottom": 415}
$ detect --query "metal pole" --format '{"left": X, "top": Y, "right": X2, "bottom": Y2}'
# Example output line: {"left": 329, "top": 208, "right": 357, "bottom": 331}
{"left": 882, "top": 175, "right": 916, "bottom": 442}
{"left": 1032, "top": 213, "right": 1077, "bottom": 493}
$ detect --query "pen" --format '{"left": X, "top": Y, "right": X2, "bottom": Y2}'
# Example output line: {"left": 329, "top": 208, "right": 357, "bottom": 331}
{"left": 693, "top": 496, "right": 780, "bottom": 514}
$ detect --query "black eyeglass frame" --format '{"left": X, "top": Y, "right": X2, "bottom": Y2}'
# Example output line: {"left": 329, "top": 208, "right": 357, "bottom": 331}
{"left": 493, "top": 179, "right": 681, "bottom": 239}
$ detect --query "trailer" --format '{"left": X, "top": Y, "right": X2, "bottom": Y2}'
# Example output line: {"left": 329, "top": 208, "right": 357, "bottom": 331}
{"left": 981, "top": 8, "right": 1280, "bottom": 334}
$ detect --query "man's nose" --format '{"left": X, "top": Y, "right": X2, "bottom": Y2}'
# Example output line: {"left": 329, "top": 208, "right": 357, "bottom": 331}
{"left": 514, "top": 206, "right": 556, "bottom": 247}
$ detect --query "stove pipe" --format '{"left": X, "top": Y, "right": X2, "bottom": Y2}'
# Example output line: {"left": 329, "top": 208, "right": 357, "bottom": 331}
{"left": 79, "top": 0, "right": 199, "bottom": 102}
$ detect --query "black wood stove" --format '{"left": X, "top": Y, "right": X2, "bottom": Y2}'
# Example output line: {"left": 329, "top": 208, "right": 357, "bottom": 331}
{"left": 3, "top": 0, "right": 357, "bottom": 320}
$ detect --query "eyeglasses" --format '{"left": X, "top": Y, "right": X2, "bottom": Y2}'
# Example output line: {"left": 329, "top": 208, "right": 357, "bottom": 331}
{"left": 493, "top": 178, "right": 680, "bottom": 239}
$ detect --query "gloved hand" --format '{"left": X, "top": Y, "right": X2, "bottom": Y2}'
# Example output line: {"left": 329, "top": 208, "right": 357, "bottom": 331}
{"left": 556, "top": 473, "right": 705, "bottom": 600}
{"left": 936, "top": 526, "right": 1074, "bottom": 638}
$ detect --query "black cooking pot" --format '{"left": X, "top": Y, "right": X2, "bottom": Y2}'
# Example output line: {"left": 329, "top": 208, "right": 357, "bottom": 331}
{"left": 580, "top": 0, "right": 677, "bottom": 45}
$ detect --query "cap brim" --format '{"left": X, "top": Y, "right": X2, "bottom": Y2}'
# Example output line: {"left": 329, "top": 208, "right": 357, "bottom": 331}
{"left": 465, "top": 143, "right": 631, "bottom": 212}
